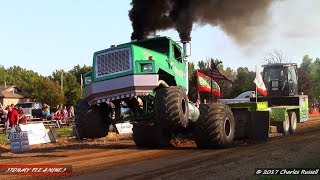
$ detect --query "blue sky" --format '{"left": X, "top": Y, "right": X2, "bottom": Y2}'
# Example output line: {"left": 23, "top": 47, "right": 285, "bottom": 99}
{"left": 1, "top": 0, "right": 320, "bottom": 76}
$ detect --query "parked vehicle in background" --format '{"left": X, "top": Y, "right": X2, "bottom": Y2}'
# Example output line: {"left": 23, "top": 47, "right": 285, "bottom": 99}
{"left": 15, "top": 102, "right": 43, "bottom": 118}
{"left": 235, "top": 91, "right": 256, "bottom": 99}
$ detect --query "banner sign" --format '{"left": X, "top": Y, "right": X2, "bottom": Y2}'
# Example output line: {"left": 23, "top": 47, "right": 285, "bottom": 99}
{"left": 19, "top": 122, "right": 51, "bottom": 145}
{"left": 9, "top": 130, "right": 30, "bottom": 153}
{"left": 115, "top": 122, "right": 133, "bottom": 134}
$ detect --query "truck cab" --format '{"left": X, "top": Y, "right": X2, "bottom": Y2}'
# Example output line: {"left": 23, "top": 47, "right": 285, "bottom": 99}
{"left": 262, "top": 63, "right": 298, "bottom": 97}
{"left": 82, "top": 36, "right": 187, "bottom": 105}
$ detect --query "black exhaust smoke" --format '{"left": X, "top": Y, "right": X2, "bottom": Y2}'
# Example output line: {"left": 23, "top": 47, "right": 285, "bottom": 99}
{"left": 129, "top": 0, "right": 274, "bottom": 43}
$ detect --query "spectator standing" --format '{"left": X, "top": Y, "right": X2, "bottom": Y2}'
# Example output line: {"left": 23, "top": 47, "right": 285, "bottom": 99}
{"left": 17, "top": 106, "right": 27, "bottom": 124}
{"left": 42, "top": 104, "right": 52, "bottom": 120}
{"left": 61, "top": 106, "right": 68, "bottom": 118}
{"left": 7, "top": 106, "right": 19, "bottom": 127}
{"left": 1, "top": 106, "right": 9, "bottom": 134}
{"left": 68, "top": 106, "right": 75, "bottom": 118}
{"left": 55, "top": 110, "right": 63, "bottom": 128}
{"left": 51, "top": 105, "right": 61, "bottom": 120}
{"left": 0, "top": 103, "right": 4, "bottom": 120}
{"left": 17, "top": 106, "right": 24, "bottom": 114}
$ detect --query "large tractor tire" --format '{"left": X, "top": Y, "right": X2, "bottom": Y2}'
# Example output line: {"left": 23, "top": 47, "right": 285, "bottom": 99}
{"left": 193, "top": 103, "right": 235, "bottom": 149}
{"left": 289, "top": 111, "right": 297, "bottom": 134}
{"left": 278, "top": 112, "right": 290, "bottom": 135}
{"left": 75, "top": 100, "right": 110, "bottom": 139}
{"left": 74, "top": 100, "right": 89, "bottom": 139}
{"left": 154, "top": 86, "right": 189, "bottom": 130}
{"left": 132, "top": 121, "right": 171, "bottom": 148}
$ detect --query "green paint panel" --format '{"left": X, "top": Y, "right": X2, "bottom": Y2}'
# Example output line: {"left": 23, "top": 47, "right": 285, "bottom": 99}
{"left": 227, "top": 101, "right": 268, "bottom": 111}
{"left": 299, "top": 95, "right": 309, "bottom": 121}
{"left": 270, "top": 107, "right": 287, "bottom": 122}
{"left": 132, "top": 45, "right": 171, "bottom": 75}
{"left": 252, "top": 95, "right": 309, "bottom": 122}
{"left": 85, "top": 36, "right": 188, "bottom": 91}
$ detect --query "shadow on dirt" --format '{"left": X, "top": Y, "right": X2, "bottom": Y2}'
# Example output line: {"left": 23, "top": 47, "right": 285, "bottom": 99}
{"left": 1, "top": 128, "right": 288, "bottom": 155}
{"left": 0, "top": 154, "right": 69, "bottom": 159}
{"left": 0, "top": 139, "right": 199, "bottom": 156}
{"left": 0, "top": 136, "right": 265, "bottom": 156}
{"left": 30, "top": 154, "right": 69, "bottom": 158}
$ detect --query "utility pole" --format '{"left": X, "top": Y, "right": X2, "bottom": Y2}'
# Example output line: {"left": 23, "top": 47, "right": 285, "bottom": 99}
{"left": 61, "top": 71, "right": 64, "bottom": 94}
{"left": 80, "top": 74, "right": 83, "bottom": 90}
{"left": 60, "top": 71, "right": 64, "bottom": 107}
{"left": 210, "top": 59, "right": 213, "bottom": 103}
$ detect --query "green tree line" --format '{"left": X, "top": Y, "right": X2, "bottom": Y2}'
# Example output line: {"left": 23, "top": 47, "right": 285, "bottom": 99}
{"left": 0, "top": 64, "right": 91, "bottom": 107}
{"left": 1, "top": 54, "right": 319, "bottom": 107}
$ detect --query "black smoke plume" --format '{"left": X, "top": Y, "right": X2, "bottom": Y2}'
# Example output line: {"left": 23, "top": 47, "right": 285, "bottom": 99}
{"left": 129, "top": 0, "right": 274, "bottom": 43}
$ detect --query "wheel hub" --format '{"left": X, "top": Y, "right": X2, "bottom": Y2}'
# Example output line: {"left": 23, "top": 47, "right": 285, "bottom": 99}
{"left": 224, "top": 118, "right": 231, "bottom": 138}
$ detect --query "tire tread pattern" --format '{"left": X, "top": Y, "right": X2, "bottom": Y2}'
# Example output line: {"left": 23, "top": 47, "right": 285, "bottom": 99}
{"left": 194, "top": 103, "right": 235, "bottom": 149}
{"left": 75, "top": 100, "right": 109, "bottom": 139}
{"left": 154, "top": 86, "right": 189, "bottom": 130}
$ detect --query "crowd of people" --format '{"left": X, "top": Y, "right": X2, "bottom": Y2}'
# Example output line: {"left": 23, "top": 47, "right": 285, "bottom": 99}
{"left": 0, "top": 103, "right": 27, "bottom": 134}
{"left": 0, "top": 102, "right": 75, "bottom": 133}
{"left": 41, "top": 104, "right": 75, "bottom": 127}
{"left": 309, "top": 103, "right": 320, "bottom": 116}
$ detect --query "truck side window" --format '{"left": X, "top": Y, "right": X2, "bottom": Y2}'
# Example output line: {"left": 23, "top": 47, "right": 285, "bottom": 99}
{"left": 173, "top": 45, "right": 182, "bottom": 62}
{"left": 288, "top": 66, "right": 297, "bottom": 84}
{"left": 288, "top": 70, "right": 292, "bottom": 82}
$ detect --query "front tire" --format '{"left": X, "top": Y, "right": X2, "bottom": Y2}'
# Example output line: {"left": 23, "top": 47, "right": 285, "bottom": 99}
{"left": 75, "top": 100, "right": 110, "bottom": 139}
{"left": 132, "top": 121, "right": 171, "bottom": 148}
{"left": 193, "top": 103, "right": 235, "bottom": 149}
{"left": 154, "top": 86, "right": 189, "bottom": 130}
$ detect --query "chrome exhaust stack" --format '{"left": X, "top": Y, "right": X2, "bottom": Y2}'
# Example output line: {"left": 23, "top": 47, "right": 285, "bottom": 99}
{"left": 182, "top": 41, "right": 191, "bottom": 93}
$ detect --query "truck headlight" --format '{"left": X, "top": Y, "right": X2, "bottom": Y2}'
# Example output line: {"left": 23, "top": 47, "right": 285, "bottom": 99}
{"left": 85, "top": 77, "right": 92, "bottom": 85}
{"left": 142, "top": 64, "right": 153, "bottom": 72}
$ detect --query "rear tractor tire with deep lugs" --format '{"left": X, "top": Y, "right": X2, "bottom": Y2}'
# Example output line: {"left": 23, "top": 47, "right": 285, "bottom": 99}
{"left": 193, "top": 103, "right": 235, "bottom": 149}
{"left": 75, "top": 100, "right": 110, "bottom": 139}
{"left": 154, "top": 86, "right": 189, "bottom": 130}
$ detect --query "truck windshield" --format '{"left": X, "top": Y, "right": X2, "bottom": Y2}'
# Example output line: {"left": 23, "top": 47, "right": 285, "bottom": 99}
{"left": 263, "top": 67, "right": 287, "bottom": 89}
{"left": 133, "top": 38, "right": 169, "bottom": 55}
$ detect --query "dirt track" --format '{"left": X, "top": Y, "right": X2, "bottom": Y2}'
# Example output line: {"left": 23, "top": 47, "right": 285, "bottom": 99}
{"left": 1, "top": 117, "right": 320, "bottom": 179}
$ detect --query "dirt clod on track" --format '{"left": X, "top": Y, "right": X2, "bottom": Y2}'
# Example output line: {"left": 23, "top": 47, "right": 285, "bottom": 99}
{"left": 1, "top": 117, "right": 320, "bottom": 180}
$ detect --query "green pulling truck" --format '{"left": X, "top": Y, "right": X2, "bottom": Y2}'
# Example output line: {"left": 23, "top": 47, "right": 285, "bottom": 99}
{"left": 76, "top": 36, "right": 308, "bottom": 148}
